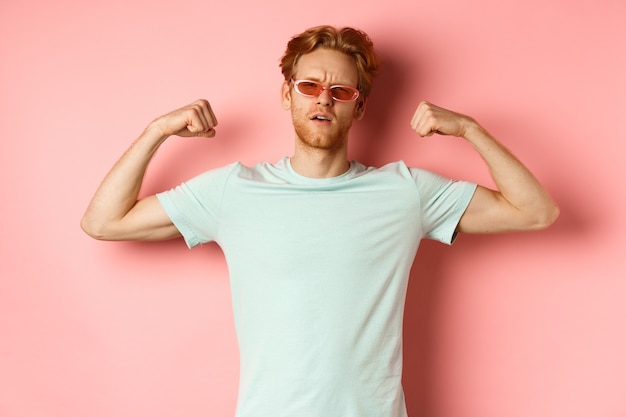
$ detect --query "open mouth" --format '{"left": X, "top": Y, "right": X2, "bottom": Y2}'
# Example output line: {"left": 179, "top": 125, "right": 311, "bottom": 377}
{"left": 311, "top": 114, "right": 332, "bottom": 122}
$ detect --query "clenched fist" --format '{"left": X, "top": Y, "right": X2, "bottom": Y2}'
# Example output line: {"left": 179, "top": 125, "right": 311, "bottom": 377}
{"left": 149, "top": 99, "right": 218, "bottom": 139}
{"left": 410, "top": 101, "right": 476, "bottom": 139}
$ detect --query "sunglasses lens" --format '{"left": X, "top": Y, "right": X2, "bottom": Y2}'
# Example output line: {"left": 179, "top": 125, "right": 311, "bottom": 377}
{"left": 296, "top": 81, "right": 322, "bottom": 96}
{"left": 293, "top": 80, "right": 359, "bottom": 101}
{"left": 330, "top": 86, "right": 357, "bottom": 101}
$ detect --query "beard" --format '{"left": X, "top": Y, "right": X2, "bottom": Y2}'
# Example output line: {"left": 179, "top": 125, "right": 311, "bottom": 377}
{"left": 291, "top": 111, "right": 353, "bottom": 152}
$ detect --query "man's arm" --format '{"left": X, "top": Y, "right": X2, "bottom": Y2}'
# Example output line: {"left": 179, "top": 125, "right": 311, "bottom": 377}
{"left": 80, "top": 99, "right": 218, "bottom": 241}
{"left": 411, "top": 101, "right": 559, "bottom": 234}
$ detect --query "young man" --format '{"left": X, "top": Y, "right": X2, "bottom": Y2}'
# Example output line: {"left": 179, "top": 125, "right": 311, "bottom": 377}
{"left": 82, "top": 26, "right": 558, "bottom": 417}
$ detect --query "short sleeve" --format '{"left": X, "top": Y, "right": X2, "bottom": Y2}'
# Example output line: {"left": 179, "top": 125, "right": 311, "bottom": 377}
{"left": 410, "top": 167, "right": 477, "bottom": 245}
{"left": 156, "top": 163, "right": 238, "bottom": 248}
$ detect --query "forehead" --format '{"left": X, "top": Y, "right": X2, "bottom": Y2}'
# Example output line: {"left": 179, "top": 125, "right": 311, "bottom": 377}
{"left": 294, "top": 48, "right": 358, "bottom": 85}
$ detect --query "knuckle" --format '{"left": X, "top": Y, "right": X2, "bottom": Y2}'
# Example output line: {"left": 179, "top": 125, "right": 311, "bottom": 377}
{"left": 196, "top": 99, "right": 210, "bottom": 109}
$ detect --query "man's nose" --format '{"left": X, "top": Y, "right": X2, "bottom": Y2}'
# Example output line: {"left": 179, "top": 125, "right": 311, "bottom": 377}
{"left": 317, "top": 89, "right": 334, "bottom": 106}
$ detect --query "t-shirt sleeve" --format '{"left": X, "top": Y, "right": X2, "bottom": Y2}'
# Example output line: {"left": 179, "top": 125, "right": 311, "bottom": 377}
{"left": 156, "top": 163, "right": 237, "bottom": 248}
{"left": 410, "top": 167, "right": 477, "bottom": 245}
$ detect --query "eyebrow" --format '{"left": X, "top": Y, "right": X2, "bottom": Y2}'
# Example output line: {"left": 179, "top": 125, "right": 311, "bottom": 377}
{"left": 297, "top": 77, "right": 357, "bottom": 87}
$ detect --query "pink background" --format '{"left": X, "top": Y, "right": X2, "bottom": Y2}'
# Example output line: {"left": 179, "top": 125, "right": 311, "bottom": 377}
{"left": 1, "top": 0, "right": 625, "bottom": 416}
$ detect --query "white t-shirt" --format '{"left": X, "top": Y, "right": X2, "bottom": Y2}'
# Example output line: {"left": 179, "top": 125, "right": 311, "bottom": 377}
{"left": 157, "top": 157, "right": 477, "bottom": 417}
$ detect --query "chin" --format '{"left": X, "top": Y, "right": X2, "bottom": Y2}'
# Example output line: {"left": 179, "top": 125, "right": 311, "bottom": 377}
{"left": 298, "top": 135, "right": 346, "bottom": 151}
{"left": 294, "top": 126, "right": 350, "bottom": 152}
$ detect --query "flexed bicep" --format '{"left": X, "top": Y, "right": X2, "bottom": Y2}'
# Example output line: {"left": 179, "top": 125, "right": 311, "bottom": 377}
{"left": 83, "top": 195, "right": 180, "bottom": 241}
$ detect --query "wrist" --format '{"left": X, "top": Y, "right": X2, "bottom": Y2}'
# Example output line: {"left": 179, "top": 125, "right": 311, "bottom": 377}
{"left": 461, "top": 118, "right": 487, "bottom": 141}
{"left": 143, "top": 122, "right": 171, "bottom": 145}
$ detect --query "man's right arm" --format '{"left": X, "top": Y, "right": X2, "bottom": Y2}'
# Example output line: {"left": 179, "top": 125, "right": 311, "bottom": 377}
{"left": 80, "top": 99, "right": 218, "bottom": 241}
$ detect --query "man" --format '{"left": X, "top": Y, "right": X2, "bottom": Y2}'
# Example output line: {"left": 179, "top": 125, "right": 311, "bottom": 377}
{"left": 81, "top": 26, "right": 558, "bottom": 417}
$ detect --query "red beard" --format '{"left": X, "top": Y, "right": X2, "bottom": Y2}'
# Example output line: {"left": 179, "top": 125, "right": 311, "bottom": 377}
{"left": 291, "top": 111, "right": 353, "bottom": 152}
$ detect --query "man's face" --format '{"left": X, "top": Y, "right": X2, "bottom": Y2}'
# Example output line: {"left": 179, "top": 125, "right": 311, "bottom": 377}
{"left": 281, "top": 48, "right": 365, "bottom": 152}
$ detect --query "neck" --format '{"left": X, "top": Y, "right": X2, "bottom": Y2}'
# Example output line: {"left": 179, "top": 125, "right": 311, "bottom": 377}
{"left": 290, "top": 144, "right": 350, "bottom": 178}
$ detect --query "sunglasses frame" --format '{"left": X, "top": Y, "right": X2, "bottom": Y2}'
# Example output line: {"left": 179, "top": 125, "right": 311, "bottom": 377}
{"left": 291, "top": 79, "right": 360, "bottom": 102}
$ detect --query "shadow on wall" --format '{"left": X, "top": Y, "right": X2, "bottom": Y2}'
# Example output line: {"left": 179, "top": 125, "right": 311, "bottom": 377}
{"left": 402, "top": 239, "right": 448, "bottom": 417}
{"left": 349, "top": 46, "right": 417, "bottom": 166}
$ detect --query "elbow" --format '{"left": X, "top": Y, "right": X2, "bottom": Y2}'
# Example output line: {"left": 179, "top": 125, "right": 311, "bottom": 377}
{"left": 532, "top": 202, "right": 560, "bottom": 230}
{"left": 80, "top": 215, "right": 113, "bottom": 240}
{"left": 80, "top": 216, "right": 102, "bottom": 240}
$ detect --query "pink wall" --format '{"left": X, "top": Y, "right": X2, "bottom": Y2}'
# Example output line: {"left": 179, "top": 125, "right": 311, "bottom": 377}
{"left": 1, "top": 0, "right": 624, "bottom": 416}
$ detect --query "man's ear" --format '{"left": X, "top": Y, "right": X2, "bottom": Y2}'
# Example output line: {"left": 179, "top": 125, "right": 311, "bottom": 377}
{"left": 281, "top": 81, "right": 291, "bottom": 110}
{"left": 354, "top": 99, "right": 367, "bottom": 120}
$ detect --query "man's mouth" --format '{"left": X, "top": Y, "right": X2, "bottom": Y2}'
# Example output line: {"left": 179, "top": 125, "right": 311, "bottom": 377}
{"left": 311, "top": 114, "right": 332, "bottom": 122}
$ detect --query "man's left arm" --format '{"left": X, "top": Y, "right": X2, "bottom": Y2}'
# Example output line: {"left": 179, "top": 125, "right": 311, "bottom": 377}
{"left": 411, "top": 101, "right": 559, "bottom": 234}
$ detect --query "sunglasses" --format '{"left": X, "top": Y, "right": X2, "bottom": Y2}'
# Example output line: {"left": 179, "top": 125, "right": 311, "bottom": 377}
{"left": 291, "top": 79, "right": 360, "bottom": 102}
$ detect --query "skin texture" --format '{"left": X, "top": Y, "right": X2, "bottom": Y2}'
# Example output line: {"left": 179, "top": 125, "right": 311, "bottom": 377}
{"left": 80, "top": 47, "right": 558, "bottom": 242}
